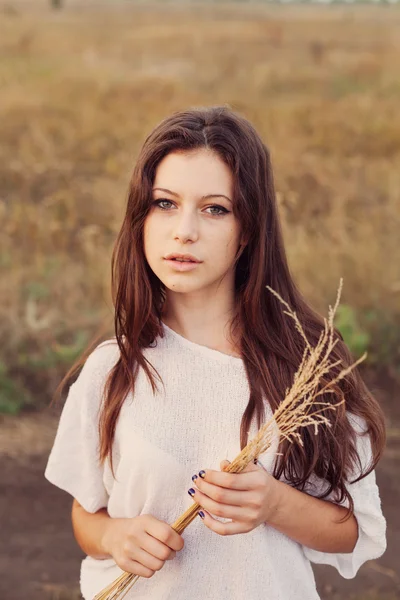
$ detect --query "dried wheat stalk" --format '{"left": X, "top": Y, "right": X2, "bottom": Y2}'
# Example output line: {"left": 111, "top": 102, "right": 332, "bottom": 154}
{"left": 94, "top": 278, "right": 366, "bottom": 600}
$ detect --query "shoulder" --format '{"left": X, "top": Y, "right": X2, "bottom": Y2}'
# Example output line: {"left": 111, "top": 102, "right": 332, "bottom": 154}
{"left": 83, "top": 338, "right": 120, "bottom": 375}
{"left": 72, "top": 338, "right": 120, "bottom": 398}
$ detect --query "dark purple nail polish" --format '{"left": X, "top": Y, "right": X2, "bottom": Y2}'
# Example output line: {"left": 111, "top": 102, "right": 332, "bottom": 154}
{"left": 192, "top": 474, "right": 198, "bottom": 482}
{"left": 198, "top": 470, "right": 206, "bottom": 479}
{"left": 198, "top": 511, "right": 205, "bottom": 519}
{"left": 188, "top": 488, "right": 195, "bottom": 497}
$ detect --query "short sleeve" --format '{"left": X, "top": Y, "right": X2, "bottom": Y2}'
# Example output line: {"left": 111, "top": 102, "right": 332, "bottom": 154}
{"left": 302, "top": 413, "right": 387, "bottom": 579}
{"left": 44, "top": 340, "right": 119, "bottom": 513}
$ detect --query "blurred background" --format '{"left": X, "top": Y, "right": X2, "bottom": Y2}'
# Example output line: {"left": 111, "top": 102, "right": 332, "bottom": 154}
{"left": 0, "top": 0, "right": 399, "bottom": 599}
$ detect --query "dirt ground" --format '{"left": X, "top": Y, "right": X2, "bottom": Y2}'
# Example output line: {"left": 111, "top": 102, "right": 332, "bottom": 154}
{"left": 0, "top": 369, "right": 399, "bottom": 600}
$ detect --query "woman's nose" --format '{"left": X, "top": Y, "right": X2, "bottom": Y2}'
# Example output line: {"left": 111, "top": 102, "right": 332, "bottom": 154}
{"left": 174, "top": 212, "right": 199, "bottom": 243}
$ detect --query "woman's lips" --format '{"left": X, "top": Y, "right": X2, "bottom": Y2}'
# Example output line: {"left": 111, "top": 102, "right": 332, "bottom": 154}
{"left": 164, "top": 259, "right": 201, "bottom": 272}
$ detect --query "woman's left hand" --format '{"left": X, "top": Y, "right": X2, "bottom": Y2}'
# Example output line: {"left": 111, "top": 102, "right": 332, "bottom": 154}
{"left": 188, "top": 459, "right": 282, "bottom": 536}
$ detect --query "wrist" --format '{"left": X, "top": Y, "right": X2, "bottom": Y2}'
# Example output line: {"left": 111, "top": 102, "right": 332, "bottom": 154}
{"left": 101, "top": 517, "right": 116, "bottom": 558}
{"left": 265, "top": 478, "right": 287, "bottom": 526}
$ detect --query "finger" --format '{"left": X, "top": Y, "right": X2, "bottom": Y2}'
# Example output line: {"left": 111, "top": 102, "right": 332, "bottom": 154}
{"left": 195, "top": 460, "right": 261, "bottom": 491}
{"left": 188, "top": 485, "right": 241, "bottom": 518}
{"left": 119, "top": 556, "right": 155, "bottom": 578}
{"left": 220, "top": 459, "right": 231, "bottom": 471}
{"left": 197, "top": 509, "right": 250, "bottom": 536}
{"left": 141, "top": 532, "right": 176, "bottom": 563}
{"left": 130, "top": 545, "right": 164, "bottom": 573}
{"left": 192, "top": 476, "right": 245, "bottom": 507}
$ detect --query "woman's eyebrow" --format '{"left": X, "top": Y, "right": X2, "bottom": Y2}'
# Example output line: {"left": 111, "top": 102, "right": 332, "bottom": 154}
{"left": 152, "top": 187, "right": 232, "bottom": 203}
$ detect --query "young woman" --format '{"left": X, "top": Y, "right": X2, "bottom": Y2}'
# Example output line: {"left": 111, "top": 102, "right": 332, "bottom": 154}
{"left": 45, "top": 106, "right": 387, "bottom": 600}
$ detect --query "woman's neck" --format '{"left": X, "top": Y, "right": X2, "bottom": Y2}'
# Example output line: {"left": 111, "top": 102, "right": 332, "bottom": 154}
{"left": 161, "top": 303, "right": 242, "bottom": 359}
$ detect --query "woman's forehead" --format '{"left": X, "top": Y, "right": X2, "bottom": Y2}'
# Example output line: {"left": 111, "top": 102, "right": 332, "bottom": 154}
{"left": 153, "top": 150, "right": 234, "bottom": 199}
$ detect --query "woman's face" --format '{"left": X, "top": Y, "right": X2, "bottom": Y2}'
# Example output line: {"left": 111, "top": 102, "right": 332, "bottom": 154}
{"left": 143, "top": 148, "right": 242, "bottom": 297}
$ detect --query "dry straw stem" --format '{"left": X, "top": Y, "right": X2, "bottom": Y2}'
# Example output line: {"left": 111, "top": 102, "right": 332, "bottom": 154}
{"left": 94, "top": 278, "right": 366, "bottom": 600}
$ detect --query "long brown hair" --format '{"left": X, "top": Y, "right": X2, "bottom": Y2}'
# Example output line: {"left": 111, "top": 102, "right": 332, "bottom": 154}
{"left": 55, "top": 105, "right": 386, "bottom": 519}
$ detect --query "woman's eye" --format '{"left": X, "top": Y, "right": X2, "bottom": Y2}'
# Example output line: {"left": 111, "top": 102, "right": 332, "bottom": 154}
{"left": 206, "top": 205, "right": 229, "bottom": 216}
{"left": 154, "top": 199, "right": 173, "bottom": 209}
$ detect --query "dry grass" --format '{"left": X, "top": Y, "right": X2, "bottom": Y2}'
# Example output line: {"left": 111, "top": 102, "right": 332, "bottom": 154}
{"left": 1, "top": 1, "right": 399, "bottom": 407}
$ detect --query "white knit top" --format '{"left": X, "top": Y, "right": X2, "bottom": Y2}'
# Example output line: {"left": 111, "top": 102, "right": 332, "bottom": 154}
{"left": 45, "top": 322, "right": 387, "bottom": 600}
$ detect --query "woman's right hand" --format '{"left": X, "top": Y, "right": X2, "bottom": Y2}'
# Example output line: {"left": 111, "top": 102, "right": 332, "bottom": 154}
{"left": 102, "top": 514, "right": 185, "bottom": 579}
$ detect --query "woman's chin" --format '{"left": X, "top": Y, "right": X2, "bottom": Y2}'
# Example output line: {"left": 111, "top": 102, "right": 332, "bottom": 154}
{"left": 163, "top": 282, "right": 202, "bottom": 294}
{"left": 160, "top": 275, "right": 207, "bottom": 295}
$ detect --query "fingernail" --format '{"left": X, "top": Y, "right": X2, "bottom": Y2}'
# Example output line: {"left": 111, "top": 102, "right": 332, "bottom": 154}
{"left": 188, "top": 488, "right": 195, "bottom": 497}
{"left": 198, "top": 470, "right": 206, "bottom": 479}
{"left": 198, "top": 511, "right": 205, "bottom": 519}
{"left": 192, "top": 474, "right": 198, "bottom": 482}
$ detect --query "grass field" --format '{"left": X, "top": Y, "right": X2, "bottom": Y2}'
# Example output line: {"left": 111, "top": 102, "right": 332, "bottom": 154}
{"left": 1, "top": 1, "right": 399, "bottom": 411}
